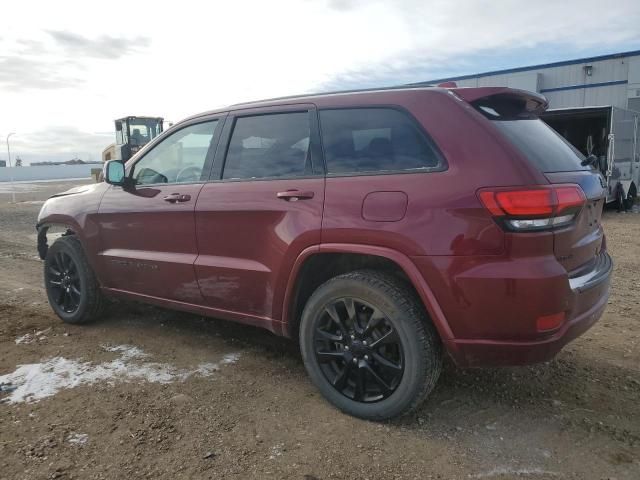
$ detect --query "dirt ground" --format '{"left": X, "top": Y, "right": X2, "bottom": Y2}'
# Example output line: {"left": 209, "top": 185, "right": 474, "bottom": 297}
{"left": 0, "top": 180, "right": 638, "bottom": 480}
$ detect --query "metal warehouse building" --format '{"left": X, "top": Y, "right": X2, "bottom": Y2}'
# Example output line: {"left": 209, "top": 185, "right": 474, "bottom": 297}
{"left": 414, "top": 50, "right": 640, "bottom": 111}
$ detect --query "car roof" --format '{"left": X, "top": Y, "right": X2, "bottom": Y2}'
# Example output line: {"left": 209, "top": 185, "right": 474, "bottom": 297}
{"left": 180, "top": 85, "right": 547, "bottom": 122}
{"left": 181, "top": 86, "right": 449, "bottom": 121}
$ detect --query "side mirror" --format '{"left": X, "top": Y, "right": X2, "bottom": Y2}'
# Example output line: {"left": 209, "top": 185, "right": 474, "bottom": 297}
{"left": 104, "top": 160, "right": 126, "bottom": 186}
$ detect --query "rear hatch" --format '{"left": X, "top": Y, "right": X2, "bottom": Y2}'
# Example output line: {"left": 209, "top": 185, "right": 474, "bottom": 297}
{"left": 542, "top": 171, "right": 605, "bottom": 272}
{"left": 462, "top": 89, "right": 606, "bottom": 273}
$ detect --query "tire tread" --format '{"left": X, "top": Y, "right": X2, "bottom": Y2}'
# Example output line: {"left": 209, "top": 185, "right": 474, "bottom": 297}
{"left": 45, "top": 235, "right": 104, "bottom": 324}
{"left": 300, "top": 269, "right": 442, "bottom": 419}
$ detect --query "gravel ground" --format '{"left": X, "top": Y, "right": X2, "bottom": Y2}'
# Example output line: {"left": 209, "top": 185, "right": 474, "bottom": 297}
{"left": 0, "top": 180, "right": 638, "bottom": 480}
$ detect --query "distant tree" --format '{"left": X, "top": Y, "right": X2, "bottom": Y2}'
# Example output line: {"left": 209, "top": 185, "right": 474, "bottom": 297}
{"left": 15, "top": 156, "right": 23, "bottom": 167}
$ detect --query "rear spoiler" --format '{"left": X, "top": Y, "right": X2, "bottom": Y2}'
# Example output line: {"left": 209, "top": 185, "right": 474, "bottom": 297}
{"left": 449, "top": 87, "right": 549, "bottom": 116}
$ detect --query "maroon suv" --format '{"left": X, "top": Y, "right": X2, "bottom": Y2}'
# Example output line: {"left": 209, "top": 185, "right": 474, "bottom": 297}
{"left": 37, "top": 86, "right": 612, "bottom": 419}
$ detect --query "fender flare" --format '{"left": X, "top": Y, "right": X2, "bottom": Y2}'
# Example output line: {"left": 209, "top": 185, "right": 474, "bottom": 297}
{"left": 280, "top": 243, "right": 454, "bottom": 343}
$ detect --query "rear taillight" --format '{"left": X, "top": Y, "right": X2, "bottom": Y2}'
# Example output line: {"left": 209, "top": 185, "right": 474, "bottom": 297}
{"left": 478, "top": 185, "right": 586, "bottom": 231}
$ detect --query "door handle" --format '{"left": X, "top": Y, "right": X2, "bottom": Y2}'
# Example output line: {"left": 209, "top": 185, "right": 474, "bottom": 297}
{"left": 276, "top": 190, "right": 315, "bottom": 201}
{"left": 163, "top": 193, "right": 191, "bottom": 203}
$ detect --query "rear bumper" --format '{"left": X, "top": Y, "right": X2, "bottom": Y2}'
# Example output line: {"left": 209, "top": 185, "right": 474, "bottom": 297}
{"left": 413, "top": 251, "right": 613, "bottom": 367}
{"left": 445, "top": 280, "right": 609, "bottom": 366}
{"left": 568, "top": 250, "right": 612, "bottom": 293}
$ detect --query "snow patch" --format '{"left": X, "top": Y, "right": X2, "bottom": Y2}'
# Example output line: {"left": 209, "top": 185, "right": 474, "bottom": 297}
{"left": 68, "top": 432, "right": 89, "bottom": 446}
{"left": 103, "top": 344, "right": 148, "bottom": 360}
{"left": 0, "top": 345, "right": 240, "bottom": 404}
{"left": 221, "top": 353, "right": 240, "bottom": 365}
{"left": 469, "top": 467, "right": 561, "bottom": 478}
{"left": 269, "top": 443, "right": 285, "bottom": 460}
{"left": 15, "top": 328, "right": 52, "bottom": 345}
{"left": 14, "top": 334, "right": 33, "bottom": 345}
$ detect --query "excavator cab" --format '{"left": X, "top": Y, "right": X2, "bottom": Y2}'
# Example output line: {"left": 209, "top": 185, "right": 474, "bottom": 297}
{"left": 114, "top": 116, "right": 164, "bottom": 162}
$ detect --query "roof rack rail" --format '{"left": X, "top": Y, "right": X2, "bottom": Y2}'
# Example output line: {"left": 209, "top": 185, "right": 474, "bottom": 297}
{"left": 230, "top": 84, "right": 437, "bottom": 107}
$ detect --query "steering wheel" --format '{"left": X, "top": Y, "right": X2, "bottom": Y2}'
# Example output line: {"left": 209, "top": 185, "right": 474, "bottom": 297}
{"left": 175, "top": 165, "right": 202, "bottom": 183}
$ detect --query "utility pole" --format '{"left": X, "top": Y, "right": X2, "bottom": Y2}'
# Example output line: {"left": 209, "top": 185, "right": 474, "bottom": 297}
{"left": 6, "top": 133, "right": 16, "bottom": 203}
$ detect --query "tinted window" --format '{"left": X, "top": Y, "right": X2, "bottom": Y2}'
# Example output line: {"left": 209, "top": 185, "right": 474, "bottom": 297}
{"left": 474, "top": 100, "right": 588, "bottom": 173}
{"left": 132, "top": 121, "right": 218, "bottom": 185}
{"left": 319, "top": 108, "right": 442, "bottom": 174}
{"left": 491, "top": 119, "right": 589, "bottom": 173}
{"left": 223, "top": 112, "right": 311, "bottom": 180}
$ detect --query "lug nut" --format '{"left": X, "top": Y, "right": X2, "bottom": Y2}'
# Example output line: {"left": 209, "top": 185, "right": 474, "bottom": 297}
{"left": 362, "top": 341, "right": 367, "bottom": 346}
{"left": 352, "top": 358, "right": 358, "bottom": 364}
{"left": 364, "top": 355, "right": 369, "bottom": 361}
{"left": 351, "top": 335, "right": 355, "bottom": 340}
{"left": 344, "top": 346, "right": 349, "bottom": 351}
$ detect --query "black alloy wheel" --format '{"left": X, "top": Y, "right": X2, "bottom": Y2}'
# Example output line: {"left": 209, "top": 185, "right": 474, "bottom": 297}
{"left": 300, "top": 270, "right": 442, "bottom": 420}
{"left": 47, "top": 250, "right": 82, "bottom": 314}
{"left": 314, "top": 297, "right": 404, "bottom": 403}
{"left": 44, "top": 235, "right": 104, "bottom": 324}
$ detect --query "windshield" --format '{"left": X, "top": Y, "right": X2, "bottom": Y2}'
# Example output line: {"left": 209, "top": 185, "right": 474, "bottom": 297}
{"left": 128, "top": 119, "right": 162, "bottom": 147}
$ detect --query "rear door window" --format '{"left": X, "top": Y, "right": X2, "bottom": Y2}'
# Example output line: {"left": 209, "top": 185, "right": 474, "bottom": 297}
{"left": 222, "top": 112, "right": 311, "bottom": 180}
{"left": 319, "top": 108, "right": 444, "bottom": 175}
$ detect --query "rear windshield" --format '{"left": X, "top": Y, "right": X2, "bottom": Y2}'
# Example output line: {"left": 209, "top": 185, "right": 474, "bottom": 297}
{"left": 475, "top": 102, "right": 589, "bottom": 173}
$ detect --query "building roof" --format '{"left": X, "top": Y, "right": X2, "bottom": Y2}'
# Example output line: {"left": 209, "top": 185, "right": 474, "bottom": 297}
{"left": 411, "top": 49, "right": 640, "bottom": 85}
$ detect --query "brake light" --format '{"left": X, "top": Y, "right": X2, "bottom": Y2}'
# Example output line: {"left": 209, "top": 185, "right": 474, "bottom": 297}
{"left": 478, "top": 185, "right": 586, "bottom": 231}
{"left": 555, "top": 186, "right": 586, "bottom": 212}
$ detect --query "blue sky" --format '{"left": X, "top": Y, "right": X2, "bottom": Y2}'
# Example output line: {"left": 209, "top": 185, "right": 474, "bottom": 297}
{"left": 422, "top": 44, "right": 640, "bottom": 83}
{"left": 324, "top": 43, "right": 640, "bottom": 91}
{"left": 1, "top": 0, "right": 639, "bottom": 164}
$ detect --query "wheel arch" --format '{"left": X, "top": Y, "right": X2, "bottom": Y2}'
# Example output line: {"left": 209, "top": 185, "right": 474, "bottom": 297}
{"left": 281, "top": 243, "right": 454, "bottom": 344}
{"left": 36, "top": 217, "right": 84, "bottom": 260}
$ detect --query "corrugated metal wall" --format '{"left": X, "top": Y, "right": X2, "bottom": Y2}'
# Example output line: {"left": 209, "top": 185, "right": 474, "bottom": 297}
{"left": 429, "top": 52, "right": 640, "bottom": 111}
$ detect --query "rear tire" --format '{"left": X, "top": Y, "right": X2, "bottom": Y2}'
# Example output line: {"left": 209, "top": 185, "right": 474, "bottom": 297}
{"left": 299, "top": 270, "right": 442, "bottom": 420}
{"left": 615, "top": 183, "right": 627, "bottom": 212}
{"left": 44, "top": 235, "right": 104, "bottom": 324}
{"left": 624, "top": 183, "right": 637, "bottom": 211}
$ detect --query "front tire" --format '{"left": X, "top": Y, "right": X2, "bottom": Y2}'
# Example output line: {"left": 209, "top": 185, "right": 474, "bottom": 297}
{"left": 299, "top": 270, "right": 442, "bottom": 420}
{"left": 44, "top": 235, "right": 104, "bottom": 324}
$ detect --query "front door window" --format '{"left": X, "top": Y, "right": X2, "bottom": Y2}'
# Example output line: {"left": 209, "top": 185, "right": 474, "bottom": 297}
{"left": 132, "top": 120, "right": 219, "bottom": 185}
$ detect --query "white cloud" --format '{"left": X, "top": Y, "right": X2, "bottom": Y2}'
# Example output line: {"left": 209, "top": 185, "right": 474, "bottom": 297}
{"left": 0, "top": 0, "right": 638, "bottom": 163}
